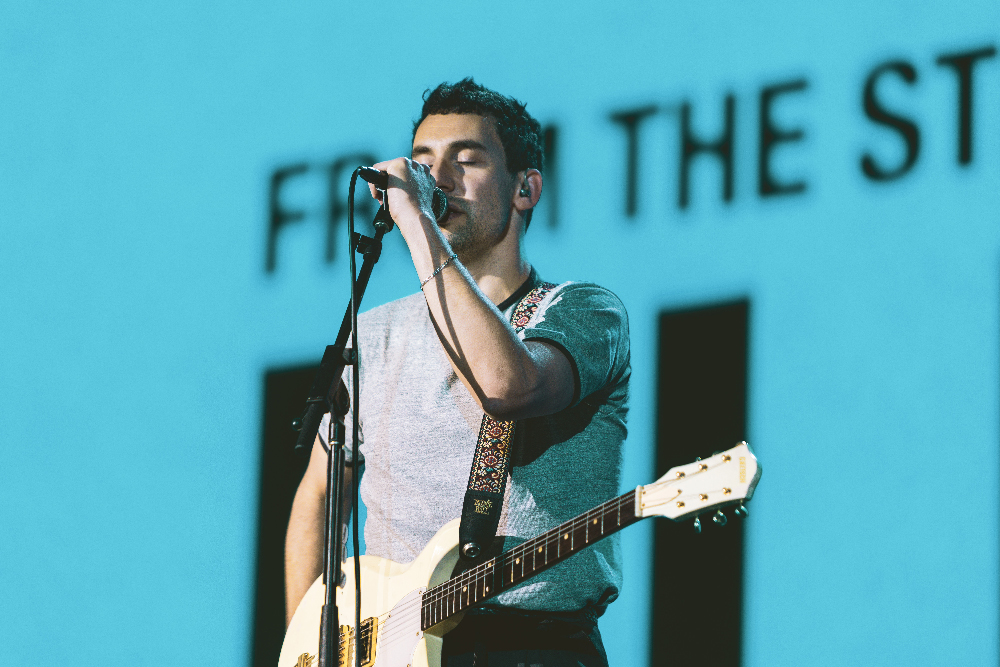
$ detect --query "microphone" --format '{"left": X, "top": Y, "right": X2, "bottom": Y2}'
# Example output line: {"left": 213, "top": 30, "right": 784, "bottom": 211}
{"left": 359, "top": 166, "right": 449, "bottom": 223}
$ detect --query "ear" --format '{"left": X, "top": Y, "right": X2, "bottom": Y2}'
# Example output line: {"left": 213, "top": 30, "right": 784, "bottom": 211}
{"left": 512, "top": 169, "right": 543, "bottom": 213}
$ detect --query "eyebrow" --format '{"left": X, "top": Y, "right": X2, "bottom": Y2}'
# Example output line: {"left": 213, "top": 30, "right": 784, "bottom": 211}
{"left": 412, "top": 139, "right": 491, "bottom": 157}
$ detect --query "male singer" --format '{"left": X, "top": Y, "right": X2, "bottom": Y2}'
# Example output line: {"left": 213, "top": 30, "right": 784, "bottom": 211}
{"left": 286, "top": 78, "right": 630, "bottom": 667}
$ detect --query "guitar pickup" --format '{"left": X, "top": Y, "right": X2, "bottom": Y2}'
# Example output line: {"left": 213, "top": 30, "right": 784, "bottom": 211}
{"left": 338, "top": 625, "right": 354, "bottom": 667}
{"left": 355, "top": 617, "right": 378, "bottom": 667}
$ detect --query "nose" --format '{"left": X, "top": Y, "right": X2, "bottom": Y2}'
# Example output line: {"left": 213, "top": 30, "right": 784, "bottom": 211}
{"left": 429, "top": 160, "right": 455, "bottom": 194}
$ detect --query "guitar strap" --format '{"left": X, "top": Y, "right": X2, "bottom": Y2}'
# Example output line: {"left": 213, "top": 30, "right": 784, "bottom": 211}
{"left": 459, "top": 279, "right": 558, "bottom": 562}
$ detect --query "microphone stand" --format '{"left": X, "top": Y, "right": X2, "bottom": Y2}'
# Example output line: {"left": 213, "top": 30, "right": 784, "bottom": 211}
{"left": 293, "top": 201, "right": 396, "bottom": 667}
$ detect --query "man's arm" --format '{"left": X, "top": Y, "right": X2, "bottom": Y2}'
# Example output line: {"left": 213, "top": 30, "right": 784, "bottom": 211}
{"left": 284, "top": 436, "right": 355, "bottom": 626}
{"left": 423, "top": 275, "right": 574, "bottom": 421}
{"left": 372, "top": 158, "right": 573, "bottom": 421}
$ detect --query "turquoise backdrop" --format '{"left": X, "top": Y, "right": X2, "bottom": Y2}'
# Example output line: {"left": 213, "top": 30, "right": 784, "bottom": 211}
{"left": 2, "top": 2, "right": 998, "bottom": 665}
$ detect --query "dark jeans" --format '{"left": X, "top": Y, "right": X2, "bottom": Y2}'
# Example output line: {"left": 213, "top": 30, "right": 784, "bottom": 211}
{"left": 441, "top": 609, "right": 609, "bottom": 667}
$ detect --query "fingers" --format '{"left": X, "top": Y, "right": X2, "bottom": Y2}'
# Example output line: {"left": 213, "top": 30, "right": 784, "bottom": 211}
{"left": 366, "top": 158, "right": 435, "bottom": 204}
{"left": 367, "top": 158, "right": 403, "bottom": 203}
{"left": 371, "top": 158, "right": 432, "bottom": 184}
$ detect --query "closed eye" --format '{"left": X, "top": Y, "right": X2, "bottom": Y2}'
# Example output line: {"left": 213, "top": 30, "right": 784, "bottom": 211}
{"left": 454, "top": 148, "right": 486, "bottom": 165}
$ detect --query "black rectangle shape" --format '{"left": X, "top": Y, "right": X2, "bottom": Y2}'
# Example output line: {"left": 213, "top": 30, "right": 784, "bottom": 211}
{"left": 251, "top": 365, "right": 318, "bottom": 667}
{"left": 652, "top": 299, "right": 749, "bottom": 667}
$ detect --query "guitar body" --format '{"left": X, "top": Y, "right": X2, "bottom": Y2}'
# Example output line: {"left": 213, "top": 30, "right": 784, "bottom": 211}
{"left": 279, "top": 519, "right": 464, "bottom": 667}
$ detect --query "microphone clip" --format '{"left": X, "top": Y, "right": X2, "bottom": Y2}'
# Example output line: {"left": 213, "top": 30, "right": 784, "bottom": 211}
{"left": 373, "top": 204, "right": 395, "bottom": 234}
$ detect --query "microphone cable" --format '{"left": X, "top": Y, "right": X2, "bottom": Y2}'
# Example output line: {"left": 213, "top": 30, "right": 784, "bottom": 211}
{"left": 347, "top": 167, "right": 363, "bottom": 667}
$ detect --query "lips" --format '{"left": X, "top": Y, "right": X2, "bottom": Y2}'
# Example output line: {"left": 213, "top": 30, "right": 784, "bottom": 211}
{"left": 441, "top": 201, "right": 466, "bottom": 224}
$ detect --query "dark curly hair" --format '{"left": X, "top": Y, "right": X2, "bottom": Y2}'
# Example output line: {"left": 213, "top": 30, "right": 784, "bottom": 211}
{"left": 414, "top": 78, "right": 543, "bottom": 227}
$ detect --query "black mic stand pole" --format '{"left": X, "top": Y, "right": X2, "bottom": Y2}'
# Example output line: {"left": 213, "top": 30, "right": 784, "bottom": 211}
{"left": 319, "top": 409, "right": 347, "bottom": 667}
{"left": 293, "top": 202, "right": 396, "bottom": 667}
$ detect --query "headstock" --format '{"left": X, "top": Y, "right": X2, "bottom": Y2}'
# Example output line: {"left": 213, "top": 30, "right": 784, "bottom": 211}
{"left": 636, "top": 441, "right": 761, "bottom": 528}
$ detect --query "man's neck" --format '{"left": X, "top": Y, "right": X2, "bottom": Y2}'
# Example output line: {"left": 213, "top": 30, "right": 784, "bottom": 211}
{"left": 461, "top": 254, "right": 532, "bottom": 306}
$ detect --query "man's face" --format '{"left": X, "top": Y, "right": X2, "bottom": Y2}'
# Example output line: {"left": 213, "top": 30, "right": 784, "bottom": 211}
{"left": 411, "top": 113, "right": 518, "bottom": 259}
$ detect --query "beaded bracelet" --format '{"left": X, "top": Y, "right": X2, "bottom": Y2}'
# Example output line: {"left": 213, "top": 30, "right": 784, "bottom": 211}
{"left": 420, "top": 253, "right": 458, "bottom": 289}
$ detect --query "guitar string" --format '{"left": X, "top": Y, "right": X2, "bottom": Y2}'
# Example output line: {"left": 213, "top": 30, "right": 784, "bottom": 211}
{"left": 420, "top": 458, "right": 724, "bottom": 611}
{"left": 427, "top": 492, "right": 631, "bottom": 605}
{"left": 435, "top": 456, "right": 731, "bottom": 614}
{"left": 420, "top": 494, "right": 628, "bottom": 612}
{"left": 348, "top": 488, "right": 644, "bottom": 649}
{"left": 342, "top": 486, "right": 711, "bottom": 652}
{"left": 346, "top": 506, "right": 622, "bottom": 650}
{"left": 430, "top": 452, "right": 731, "bottom": 610}
{"left": 336, "top": 461, "right": 730, "bottom": 649}
{"left": 354, "top": 496, "right": 729, "bottom": 653}
{"left": 354, "top": 493, "right": 636, "bottom": 648}
{"left": 345, "top": 464, "right": 726, "bottom": 651}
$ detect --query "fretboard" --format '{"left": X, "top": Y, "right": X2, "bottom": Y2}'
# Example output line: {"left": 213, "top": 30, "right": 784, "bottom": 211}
{"left": 420, "top": 489, "right": 640, "bottom": 630}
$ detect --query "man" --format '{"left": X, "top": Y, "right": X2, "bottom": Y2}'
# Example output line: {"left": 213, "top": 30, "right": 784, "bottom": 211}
{"left": 286, "top": 78, "right": 630, "bottom": 667}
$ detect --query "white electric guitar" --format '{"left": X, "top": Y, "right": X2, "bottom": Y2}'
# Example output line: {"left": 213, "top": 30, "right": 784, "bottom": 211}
{"left": 280, "top": 442, "right": 761, "bottom": 667}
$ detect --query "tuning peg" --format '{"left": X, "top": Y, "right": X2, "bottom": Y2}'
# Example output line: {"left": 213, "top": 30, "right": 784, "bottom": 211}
{"left": 734, "top": 503, "right": 749, "bottom": 519}
{"left": 693, "top": 516, "right": 702, "bottom": 533}
{"left": 713, "top": 510, "right": 728, "bottom": 526}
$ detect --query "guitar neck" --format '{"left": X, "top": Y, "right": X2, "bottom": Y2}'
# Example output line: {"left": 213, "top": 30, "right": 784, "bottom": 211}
{"left": 420, "top": 490, "right": 640, "bottom": 630}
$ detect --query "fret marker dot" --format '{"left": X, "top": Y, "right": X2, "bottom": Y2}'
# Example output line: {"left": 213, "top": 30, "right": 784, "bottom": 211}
{"left": 538, "top": 547, "right": 543, "bottom": 553}
{"left": 593, "top": 519, "right": 598, "bottom": 524}
{"left": 515, "top": 558, "right": 520, "bottom": 564}
{"left": 563, "top": 534, "right": 568, "bottom": 540}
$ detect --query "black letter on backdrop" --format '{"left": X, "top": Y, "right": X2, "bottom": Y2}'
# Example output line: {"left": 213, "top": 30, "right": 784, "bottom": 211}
{"left": 860, "top": 61, "right": 920, "bottom": 181}
{"left": 266, "top": 163, "right": 309, "bottom": 273}
{"left": 610, "top": 106, "right": 658, "bottom": 217}
{"left": 326, "top": 154, "right": 378, "bottom": 263}
{"left": 936, "top": 46, "right": 997, "bottom": 165}
{"left": 542, "top": 125, "right": 559, "bottom": 229}
{"left": 679, "top": 95, "right": 735, "bottom": 209}
{"left": 758, "top": 79, "right": 808, "bottom": 197}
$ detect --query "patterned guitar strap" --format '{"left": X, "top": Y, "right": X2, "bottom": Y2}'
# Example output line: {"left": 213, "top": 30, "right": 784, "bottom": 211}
{"left": 459, "top": 280, "right": 558, "bottom": 562}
